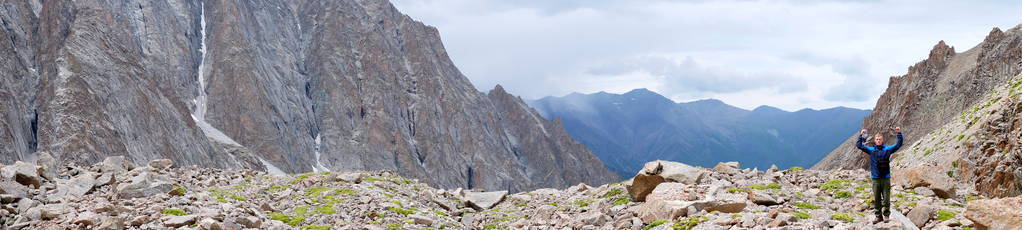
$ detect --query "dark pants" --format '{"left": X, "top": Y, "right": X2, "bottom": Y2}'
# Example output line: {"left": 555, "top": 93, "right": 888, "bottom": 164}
{"left": 872, "top": 178, "right": 891, "bottom": 217}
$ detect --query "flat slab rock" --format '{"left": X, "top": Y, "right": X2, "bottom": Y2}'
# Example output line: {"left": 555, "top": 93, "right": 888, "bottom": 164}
{"left": 464, "top": 191, "right": 508, "bottom": 210}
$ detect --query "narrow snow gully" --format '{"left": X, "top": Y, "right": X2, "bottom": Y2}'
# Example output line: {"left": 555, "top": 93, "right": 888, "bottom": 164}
{"left": 189, "top": 1, "right": 284, "bottom": 175}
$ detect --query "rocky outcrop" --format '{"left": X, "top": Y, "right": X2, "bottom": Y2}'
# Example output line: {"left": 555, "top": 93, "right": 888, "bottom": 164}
{"left": 894, "top": 166, "right": 957, "bottom": 199}
{"left": 0, "top": 0, "right": 617, "bottom": 192}
{"left": 965, "top": 196, "right": 1022, "bottom": 230}
{"left": 626, "top": 161, "right": 707, "bottom": 202}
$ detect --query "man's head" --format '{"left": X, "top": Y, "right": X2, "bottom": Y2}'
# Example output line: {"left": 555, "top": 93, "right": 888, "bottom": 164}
{"left": 874, "top": 134, "right": 885, "bottom": 146}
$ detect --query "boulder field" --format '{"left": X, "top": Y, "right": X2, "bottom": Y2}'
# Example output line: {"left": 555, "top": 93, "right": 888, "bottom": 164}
{"left": 0, "top": 158, "right": 1016, "bottom": 229}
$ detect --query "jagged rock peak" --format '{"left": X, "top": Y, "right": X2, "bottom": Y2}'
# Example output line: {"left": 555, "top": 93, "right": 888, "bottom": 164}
{"left": 488, "top": 84, "right": 508, "bottom": 95}
{"left": 927, "top": 40, "right": 955, "bottom": 62}
{"left": 983, "top": 27, "right": 1006, "bottom": 44}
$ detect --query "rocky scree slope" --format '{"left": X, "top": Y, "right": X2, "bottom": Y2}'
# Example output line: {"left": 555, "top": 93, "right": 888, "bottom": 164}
{"left": 4, "top": 156, "right": 1017, "bottom": 229}
{"left": 816, "top": 25, "right": 1022, "bottom": 173}
{"left": 0, "top": 0, "right": 617, "bottom": 191}
{"left": 886, "top": 73, "right": 1022, "bottom": 199}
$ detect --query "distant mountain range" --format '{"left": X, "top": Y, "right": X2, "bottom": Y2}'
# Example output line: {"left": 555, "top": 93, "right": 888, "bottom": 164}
{"left": 528, "top": 89, "right": 870, "bottom": 177}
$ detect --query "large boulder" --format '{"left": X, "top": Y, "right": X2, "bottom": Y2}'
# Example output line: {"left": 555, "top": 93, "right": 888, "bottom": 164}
{"left": 965, "top": 196, "right": 1022, "bottom": 230}
{"left": 713, "top": 162, "right": 740, "bottom": 175}
{"left": 52, "top": 172, "right": 98, "bottom": 201}
{"left": 464, "top": 191, "right": 507, "bottom": 210}
{"left": 889, "top": 210, "right": 921, "bottom": 230}
{"left": 36, "top": 152, "right": 58, "bottom": 180}
{"left": 627, "top": 161, "right": 707, "bottom": 202}
{"left": 637, "top": 199, "right": 690, "bottom": 223}
{"left": 0, "top": 180, "right": 29, "bottom": 198}
{"left": 96, "top": 156, "right": 135, "bottom": 174}
{"left": 894, "top": 166, "right": 956, "bottom": 199}
{"left": 906, "top": 204, "right": 936, "bottom": 228}
{"left": 1, "top": 161, "right": 43, "bottom": 188}
{"left": 116, "top": 171, "right": 176, "bottom": 199}
{"left": 748, "top": 189, "right": 782, "bottom": 206}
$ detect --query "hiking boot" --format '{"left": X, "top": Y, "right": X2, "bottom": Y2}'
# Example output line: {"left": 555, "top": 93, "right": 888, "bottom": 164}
{"left": 873, "top": 215, "right": 884, "bottom": 224}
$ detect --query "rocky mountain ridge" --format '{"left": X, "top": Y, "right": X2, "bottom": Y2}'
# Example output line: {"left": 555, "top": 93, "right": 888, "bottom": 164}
{"left": 0, "top": 0, "right": 617, "bottom": 192}
{"left": 3, "top": 156, "right": 1018, "bottom": 229}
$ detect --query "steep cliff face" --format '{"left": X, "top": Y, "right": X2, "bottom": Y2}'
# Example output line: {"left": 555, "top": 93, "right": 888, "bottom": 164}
{"left": 814, "top": 26, "right": 1022, "bottom": 172}
{"left": 0, "top": 0, "right": 617, "bottom": 192}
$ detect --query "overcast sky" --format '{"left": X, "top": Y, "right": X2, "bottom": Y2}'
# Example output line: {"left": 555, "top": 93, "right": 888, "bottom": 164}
{"left": 391, "top": 0, "right": 1022, "bottom": 111}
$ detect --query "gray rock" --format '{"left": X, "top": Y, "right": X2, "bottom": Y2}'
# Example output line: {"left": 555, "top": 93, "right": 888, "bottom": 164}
{"left": 409, "top": 214, "right": 434, "bottom": 225}
{"left": 713, "top": 162, "right": 741, "bottom": 175}
{"left": 198, "top": 218, "right": 223, "bottom": 230}
{"left": 234, "top": 216, "right": 261, "bottom": 228}
{"left": 645, "top": 182, "right": 690, "bottom": 202}
{"left": 16, "top": 197, "right": 39, "bottom": 214}
{"left": 464, "top": 191, "right": 508, "bottom": 210}
{"left": 52, "top": 172, "right": 97, "bottom": 201}
{"left": 73, "top": 211, "right": 100, "bottom": 226}
{"left": 333, "top": 173, "right": 362, "bottom": 183}
{"left": 907, "top": 204, "right": 936, "bottom": 227}
{"left": 35, "top": 152, "right": 58, "bottom": 180}
{"left": 38, "top": 204, "right": 70, "bottom": 220}
{"left": 115, "top": 171, "right": 175, "bottom": 199}
{"left": 749, "top": 189, "right": 782, "bottom": 205}
{"left": 889, "top": 210, "right": 921, "bottom": 230}
{"left": 97, "top": 156, "right": 134, "bottom": 174}
{"left": 637, "top": 199, "right": 689, "bottom": 223}
{"left": 97, "top": 217, "right": 126, "bottom": 230}
{"left": 163, "top": 215, "right": 197, "bottom": 228}
{"left": 1, "top": 161, "right": 42, "bottom": 188}
{"left": 913, "top": 187, "right": 936, "bottom": 197}
{"left": 147, "top": 159, "right": 174, "bottom": 170}
{"left": 0, "top": 180, "right": 29, "bottom": 198}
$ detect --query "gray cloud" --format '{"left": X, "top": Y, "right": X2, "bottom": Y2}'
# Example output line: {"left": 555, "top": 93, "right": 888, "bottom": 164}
{"left": 392, "top": 0, "right": 1022, "bottom": 110}
{"left": 589, "top": 56, "right": 808, "bottom": 94}
{"left": 785, "top": 52, "right": 877, "bottom": 101}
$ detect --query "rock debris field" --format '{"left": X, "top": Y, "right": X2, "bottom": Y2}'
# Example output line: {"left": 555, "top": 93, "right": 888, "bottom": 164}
{"left": 1, "top": 155, "right": 1018, "bottom": 229}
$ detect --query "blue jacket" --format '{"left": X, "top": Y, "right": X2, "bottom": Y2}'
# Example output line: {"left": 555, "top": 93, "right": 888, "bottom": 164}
{"left": 856, "top": 132, "right": 903, "bottom": 178}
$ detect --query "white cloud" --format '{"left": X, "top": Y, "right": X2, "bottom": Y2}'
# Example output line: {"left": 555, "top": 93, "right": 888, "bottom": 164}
{"left": 392, "top": 0, "right": 1022, "bottom": 110}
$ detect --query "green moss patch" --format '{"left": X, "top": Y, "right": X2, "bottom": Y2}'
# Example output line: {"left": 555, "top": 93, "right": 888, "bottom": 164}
{"left": 162, "top": 209, "right": 187, "bottom": 216}
{"left": 831, "top": 212, "right": 855, "bottom": 223}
